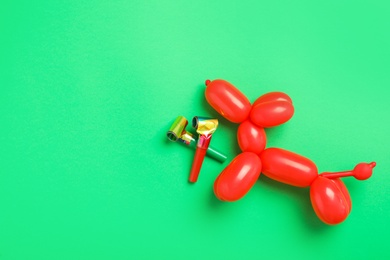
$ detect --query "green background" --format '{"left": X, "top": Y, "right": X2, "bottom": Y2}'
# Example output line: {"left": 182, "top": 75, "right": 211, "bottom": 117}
{"left": 1, "top": 0, "right": 389, "bottom": 259}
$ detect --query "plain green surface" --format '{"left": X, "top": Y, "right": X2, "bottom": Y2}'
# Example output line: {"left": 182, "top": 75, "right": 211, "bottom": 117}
{"left": 1, "top": 0, "right": 389, "bottom": 259}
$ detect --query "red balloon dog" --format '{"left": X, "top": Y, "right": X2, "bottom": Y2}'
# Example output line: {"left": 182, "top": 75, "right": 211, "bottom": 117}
{"left": 205, "top": 79, "right": 376, "bottom": 225}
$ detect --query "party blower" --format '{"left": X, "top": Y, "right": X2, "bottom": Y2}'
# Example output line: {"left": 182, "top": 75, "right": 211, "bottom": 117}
{"left": 167, "top": 116, "right": 226, "bottom": 163}
{"left": 189, "top": 116, "right": 219, "bottom": 183}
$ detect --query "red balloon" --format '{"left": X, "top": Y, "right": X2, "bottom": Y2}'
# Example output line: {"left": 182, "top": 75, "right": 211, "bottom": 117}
{"left": 320, "top": 162, "right": 376, "bottom": 180}
{"left": 250, "top": 92, "right": 294, "bottom": 128}
{"left": 260, "top": 148, "right": 318, "bottom": 187}
{"left": 250, "top": 100, "right": 294, "bottom": 128}
{"left": 237, "top": 120, "right": 266, "bottom": 154}
{"left": 214, "top": 152, "right": 262, "bottom": 202}
{"left": 352, "top": 162, "right": 376, "bottom": 180}
{"left": 310, "top": 177, "right": 352, "bottom": 225}
{"left": 205, "top": 79, "right": 251, "bottom": 123}
{"left": 252, "top": 91, "right": 293, "bottom": 106}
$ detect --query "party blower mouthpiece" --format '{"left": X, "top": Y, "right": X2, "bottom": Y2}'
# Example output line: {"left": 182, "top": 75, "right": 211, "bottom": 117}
{"left": 167, "top": 116, "right": 226, "bottom": 163}
{"left": 189, "top": 116, "right": 219, "bottom": 183}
